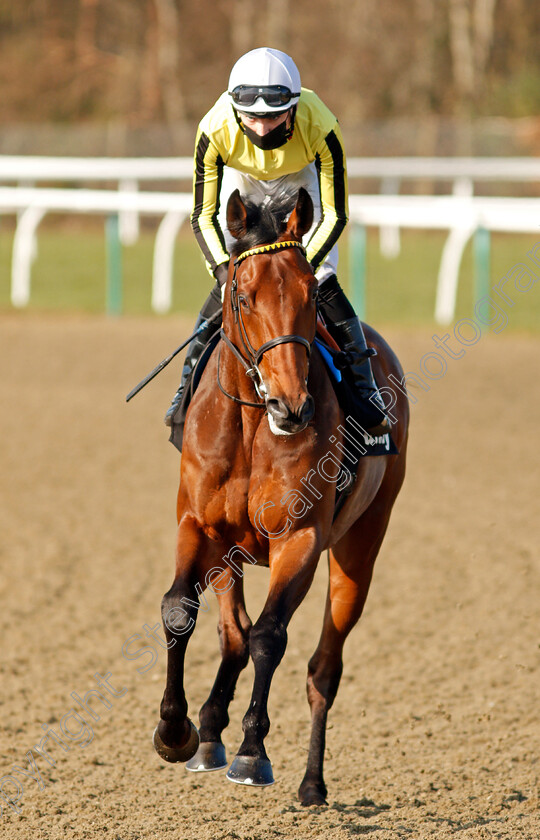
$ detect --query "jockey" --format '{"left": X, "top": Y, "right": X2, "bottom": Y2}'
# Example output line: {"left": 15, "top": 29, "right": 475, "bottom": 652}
{"left": 165, "top": 47, "right": 390, "bottom": 435}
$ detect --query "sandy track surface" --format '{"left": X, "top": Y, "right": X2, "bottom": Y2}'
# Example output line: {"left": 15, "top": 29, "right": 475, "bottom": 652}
{"left": 0, "top": 314, "right": 538, "bottom": 840}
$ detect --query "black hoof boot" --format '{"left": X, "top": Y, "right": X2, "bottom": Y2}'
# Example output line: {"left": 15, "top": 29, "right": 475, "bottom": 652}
{"left": 226, "top": 755, "right": 275, "bottom": 786}
{"left": 186, "top": 741, "right": 228, "bottom": 772}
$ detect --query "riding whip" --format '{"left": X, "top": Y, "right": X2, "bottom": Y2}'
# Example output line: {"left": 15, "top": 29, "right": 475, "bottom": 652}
{"left": 125, "top": 310, "right": 222, "bottom": 402}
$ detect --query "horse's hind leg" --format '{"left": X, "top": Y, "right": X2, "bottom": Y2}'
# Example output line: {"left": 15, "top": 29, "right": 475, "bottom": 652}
{"left": 298, "top": 504, "right": 394, "bottom": 806}
{"left": 186, "top": 574, "right": 252, "bottom": 772}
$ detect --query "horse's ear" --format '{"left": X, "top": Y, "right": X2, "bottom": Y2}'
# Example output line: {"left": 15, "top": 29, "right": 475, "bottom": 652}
{"left": 285, "top": 187, "right": 313, "bottom": 240}
{"left": 227, "top": 189, "right": 248, "bottom": 240}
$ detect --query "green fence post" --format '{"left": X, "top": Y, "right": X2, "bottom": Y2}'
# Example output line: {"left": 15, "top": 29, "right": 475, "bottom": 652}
{"left": 473, "top": 226, "right": 490, "bottom": 311}
{"left": 350, "top": 223, "right": 366, "bottom": 321}
{"left": 106, "top": 214, "right": 122, "bottom": 316}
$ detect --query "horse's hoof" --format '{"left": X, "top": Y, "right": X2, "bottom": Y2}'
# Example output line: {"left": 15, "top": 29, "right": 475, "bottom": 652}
{"left": 226, "top": 755, "right": 274, "bottom": 786}
{"left": 298, "top": 781, "right": 328, "bottom": 807}
{"left": 186, "top": 741, "right": 227, "bottom": 772}
{"left": 152, "top": 719, "right": 199, "bottom": 763}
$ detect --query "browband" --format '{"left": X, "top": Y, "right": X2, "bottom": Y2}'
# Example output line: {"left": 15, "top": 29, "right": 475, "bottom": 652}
{"left": 234, "top": 240, "right": 306, "bottom": 265}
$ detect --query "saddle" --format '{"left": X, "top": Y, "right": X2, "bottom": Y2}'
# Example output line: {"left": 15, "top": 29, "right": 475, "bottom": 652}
{"left": 310, "top": 322, "right": 398, "bottom": 517}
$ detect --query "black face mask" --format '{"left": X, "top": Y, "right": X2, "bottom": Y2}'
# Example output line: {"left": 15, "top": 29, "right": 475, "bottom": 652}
{"left": 242, "top": 119, "right": 292, "bottom": 150}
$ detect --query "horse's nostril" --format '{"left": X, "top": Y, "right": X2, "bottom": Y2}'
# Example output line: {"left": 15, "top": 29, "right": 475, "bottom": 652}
{"left": 267, "top": 398, "right": 289, "bottom": 421}
{"left": 267, "top": 396, "right": 314, "bottom": 427}
{"left": 299, "top": 396, "right": 315, "bottom": 424}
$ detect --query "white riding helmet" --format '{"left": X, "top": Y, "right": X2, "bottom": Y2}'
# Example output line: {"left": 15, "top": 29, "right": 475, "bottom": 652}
{"left": 228, "top": 47, "right": 302, "bottom": 115}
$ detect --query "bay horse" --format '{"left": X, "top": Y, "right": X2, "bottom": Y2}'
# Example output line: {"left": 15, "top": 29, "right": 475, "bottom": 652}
{"left": 153, "top": 188, "right": 409, "bottom": 806}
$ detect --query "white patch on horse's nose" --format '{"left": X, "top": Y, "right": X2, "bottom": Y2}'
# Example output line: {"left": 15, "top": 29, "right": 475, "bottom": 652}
{"left": 267, "top": 414, "right": 295, "bottom": 436}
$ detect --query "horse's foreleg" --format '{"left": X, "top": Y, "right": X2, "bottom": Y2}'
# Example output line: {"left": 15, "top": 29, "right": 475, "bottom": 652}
{"left": 227, "top": 530, "right": 321, "bottom": 787}
{"left": 153, "top": 515, "right": 219, "bottom": 764}
{"left": 298, "top": 506, "right": 392, "bottom": 806}
{"left": 186, "top": 573, "right": 252, "bottom": 772}
{"left": 153, "top": 575, "right": 200, "bottom": 763}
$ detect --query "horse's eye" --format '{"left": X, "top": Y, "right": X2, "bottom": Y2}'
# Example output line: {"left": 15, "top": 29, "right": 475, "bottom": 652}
{"left": 238, "top": 294, "right": 249, "bottom": 309}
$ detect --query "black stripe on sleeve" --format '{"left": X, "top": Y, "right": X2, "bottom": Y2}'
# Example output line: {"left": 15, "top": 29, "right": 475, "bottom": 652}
{"left": 326, "top": 129, "right": 347, "bottom": 219}
{"left": 191, "top": 132, "right": 226, "bottom": 272}
{"left": 192, "top": 132, "right": 209, "bottom": 227}
{"left": 308, "top": 152, "right": 325, "bottom": 245}
{"left": 310, "top": 129, "right": 348, "bottom": 271}
{"left": 212, "top": 153, "right": 227, "bottom": 254}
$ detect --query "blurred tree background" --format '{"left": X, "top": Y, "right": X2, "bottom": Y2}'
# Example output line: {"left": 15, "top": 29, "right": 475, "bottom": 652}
{"left": 0, "top": 0, "right": 539, "bottom": 155}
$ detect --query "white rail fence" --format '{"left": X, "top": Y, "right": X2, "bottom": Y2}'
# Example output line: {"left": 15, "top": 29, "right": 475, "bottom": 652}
{"left": 0, "top": 156, "right": 193, "bottom": 247}
{"left": 348, "top": 194, "right": 540, "bottom": 323}
{"left": 0, "top": 187, "right": 193, "bottom": 314}
{"left": 1, "top": 157, "right": 539, "bottom": 323}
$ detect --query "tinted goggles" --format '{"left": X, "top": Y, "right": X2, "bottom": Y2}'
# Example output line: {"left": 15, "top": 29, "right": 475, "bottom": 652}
{"left": 230, "top": 85, "right": 300, "bottom": 109}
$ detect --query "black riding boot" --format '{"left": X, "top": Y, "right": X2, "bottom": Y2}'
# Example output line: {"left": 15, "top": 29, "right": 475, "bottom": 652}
{"left": 318, "top": 275, "right": 390, "bottom": 436}
{"left": 164, "top": 284, "right": 222, "bottom": 427}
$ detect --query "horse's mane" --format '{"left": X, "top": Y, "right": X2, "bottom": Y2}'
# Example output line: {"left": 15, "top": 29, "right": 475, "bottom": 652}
{"left": 229, "top": 194, "right": 298, "bottom": 256}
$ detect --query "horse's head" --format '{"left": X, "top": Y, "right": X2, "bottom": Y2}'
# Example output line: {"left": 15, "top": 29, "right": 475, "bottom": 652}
{"left": 224, "top": 188, "right": 317, "bottom": 436}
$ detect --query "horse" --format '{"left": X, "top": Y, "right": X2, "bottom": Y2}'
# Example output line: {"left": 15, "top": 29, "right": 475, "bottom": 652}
{"left": 153, "top": 187, "right": 409, "bottom": 806}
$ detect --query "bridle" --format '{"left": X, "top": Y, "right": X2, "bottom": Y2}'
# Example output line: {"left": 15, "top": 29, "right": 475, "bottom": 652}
{"left": 217, "top": 240, "right": 314, "bottom": 409}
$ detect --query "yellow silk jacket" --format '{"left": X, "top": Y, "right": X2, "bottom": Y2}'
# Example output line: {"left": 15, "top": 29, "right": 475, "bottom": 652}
{"left": 191, "top": 88, "right": 349, "bottom": 276}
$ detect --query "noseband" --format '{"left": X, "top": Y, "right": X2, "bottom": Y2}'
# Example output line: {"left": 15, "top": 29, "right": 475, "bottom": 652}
{"left": 218, "top": 241, "right": 313, "bottom": 409}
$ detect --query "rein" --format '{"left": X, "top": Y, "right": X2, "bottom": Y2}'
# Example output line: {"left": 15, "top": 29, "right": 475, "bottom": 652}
{"left": 217, "top": 240, "right": 313, "bottom": 409}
